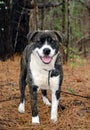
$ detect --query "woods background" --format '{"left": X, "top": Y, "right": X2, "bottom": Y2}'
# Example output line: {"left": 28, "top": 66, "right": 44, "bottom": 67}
{"left": 0, "top": 0, "right": 90, "bottom": 61}
{"left": 0, "top": 1, "right": 90, "bottom": 129}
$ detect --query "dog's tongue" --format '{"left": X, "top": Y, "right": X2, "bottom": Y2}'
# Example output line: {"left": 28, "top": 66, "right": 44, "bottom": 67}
{"left": 41, "top": 56, "right": 52, "bottom": 64}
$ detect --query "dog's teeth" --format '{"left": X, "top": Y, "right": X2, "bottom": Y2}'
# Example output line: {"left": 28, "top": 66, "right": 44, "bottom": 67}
{"left": 32, "top": 116, "right": 40, "bottom": 124}
{"left": 42, "top": 96, "right": 51, "bottom": 106}
{"left": 18, "top": 102, "right": 25, "bottom": 113}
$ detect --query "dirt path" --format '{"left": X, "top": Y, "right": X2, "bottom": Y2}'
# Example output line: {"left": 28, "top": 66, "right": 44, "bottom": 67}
{"left": 0, "top": 55, "right": 90, "bottom": 130}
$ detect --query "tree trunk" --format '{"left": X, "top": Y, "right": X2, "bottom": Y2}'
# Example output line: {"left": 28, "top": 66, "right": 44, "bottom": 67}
{"left": 29, "top": 0, "right": 39, "bottom": 31}
{"left": 0, "top": 0, "right": 13, "bottom": 60}
{"left": 66, "top": 0, "right": 71, "bottom": 62}
{"left": 62, "top": 0, "right": 66, "bottom": 63}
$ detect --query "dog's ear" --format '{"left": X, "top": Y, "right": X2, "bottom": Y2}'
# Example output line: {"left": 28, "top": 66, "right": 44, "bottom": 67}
{"left": 54, "top": 31, "right": 64, "bottom": 43}
{"left": 27, "top": 31, "right": 39, "bottom": 42}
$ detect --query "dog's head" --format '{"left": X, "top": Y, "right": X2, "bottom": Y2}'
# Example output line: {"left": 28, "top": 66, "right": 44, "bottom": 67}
{"left": 27, "top": 30, "right": 63, "bottom": 64}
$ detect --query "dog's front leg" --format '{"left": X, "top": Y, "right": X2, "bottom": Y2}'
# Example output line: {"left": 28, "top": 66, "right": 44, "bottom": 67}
{"left": 51, "top": 90, "right": 60, "bottom": 122}
{"left": 29, "top": 85, "right": 40, "bottom": 124}
{"left": 18, "top": 59, "right": 27, "bottom": 113}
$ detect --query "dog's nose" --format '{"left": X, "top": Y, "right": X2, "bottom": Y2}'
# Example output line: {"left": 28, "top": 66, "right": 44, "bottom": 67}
{"left": 43, "top": 48, "right": 51, "bottom": 55}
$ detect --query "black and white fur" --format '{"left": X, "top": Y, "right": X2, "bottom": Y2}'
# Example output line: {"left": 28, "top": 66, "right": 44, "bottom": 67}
{"left": 18, "top": 30, "right": 63, "bottom": 124}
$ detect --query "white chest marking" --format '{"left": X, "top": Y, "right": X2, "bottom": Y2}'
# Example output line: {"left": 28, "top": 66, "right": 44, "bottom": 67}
{"left": 30, "top": 51, "right": 59, "bottom": 90}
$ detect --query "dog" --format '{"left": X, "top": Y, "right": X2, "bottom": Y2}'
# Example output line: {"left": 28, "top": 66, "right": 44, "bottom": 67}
{"left": 18, "top": 30, "right": 63, "bottom": 124}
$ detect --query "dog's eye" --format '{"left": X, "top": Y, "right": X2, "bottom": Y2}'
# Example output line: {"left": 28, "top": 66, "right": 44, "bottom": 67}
{"left": 37, "top": 40, "right": 43, "bottom": 45}
{"left": 51, "top": 39, "right": 57, "bottom": 44}
{"left": 36, "top": 40, "right": 44, "bottom": 48}
{"left": 47, "top": 37, "right": 52, "bottom": 42}
{"left": 47, "top": 37, "right": 56, "bottom": 44}
{"left": 51, "top": 39, "right": 54, "bottom": 43}
{"left": 40, "top": 38, "right": 45, "bottom": 43}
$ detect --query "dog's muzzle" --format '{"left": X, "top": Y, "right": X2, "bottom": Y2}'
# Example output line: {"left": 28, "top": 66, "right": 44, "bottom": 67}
{"left": 41, "top": 48, "right": 52, "bottom": 64}
{"left": 37, "top": 48, "right": 52, "bottom": 64}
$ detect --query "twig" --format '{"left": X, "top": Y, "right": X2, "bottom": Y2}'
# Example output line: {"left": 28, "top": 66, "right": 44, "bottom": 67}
{"left": 76, "top": 34, "right": 90, "bottom": 44}
{"left": 0, "top": 82, "right": 18, "bottom": 87}
{"left": 61, "top": 90, "right": 90, "bottom": 99}
{"left": 18, "top": 2, "right": 63, "bottom": 10}
{"left": 0, "top": 96, "right": 20, "bottom": 103}
{"left": 0, "top": 90, "right": 90, "bottom": 103}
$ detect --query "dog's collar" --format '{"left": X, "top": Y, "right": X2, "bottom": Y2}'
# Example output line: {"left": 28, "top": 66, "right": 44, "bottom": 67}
{"left": 42, "top": 52, "right": 59, "bottom": 87}
{"left": 43, "top": 69, "right": 52, "bottom": 87}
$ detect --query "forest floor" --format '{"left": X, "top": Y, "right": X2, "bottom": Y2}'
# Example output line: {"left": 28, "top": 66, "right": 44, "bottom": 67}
{"left": 0, "top": 55, "right": 90, "bottom": 130}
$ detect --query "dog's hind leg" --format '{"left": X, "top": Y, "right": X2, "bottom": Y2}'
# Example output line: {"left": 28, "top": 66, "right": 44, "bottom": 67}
{"left": 18, "top": 66, "right": 27, "bottom": 113}
{"left": 41, "top": 90, "right": 51, "bottom": 106}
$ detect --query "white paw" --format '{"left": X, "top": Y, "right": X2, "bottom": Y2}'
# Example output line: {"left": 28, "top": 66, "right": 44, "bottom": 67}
{"left": 18, "top": 102, "right": 25, "bottom": 113}
{"left": 42, "top": 96, "right": 51, "bottom": 106}
{"left": 51, "top": 115, "right": 57, "bottom": 123}
{"left": 32, "top": 116, "right": 40, "bottom": 124}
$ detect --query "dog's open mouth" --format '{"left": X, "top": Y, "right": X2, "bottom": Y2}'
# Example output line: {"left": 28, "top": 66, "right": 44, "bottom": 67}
{"left": 37, "top": 52, "right": 52, "bottom": 64}
{"left": 41, "top": 56, "right": 52, "bottom": 64}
